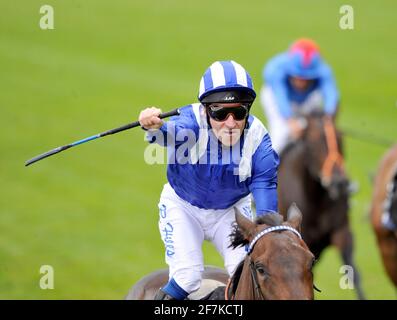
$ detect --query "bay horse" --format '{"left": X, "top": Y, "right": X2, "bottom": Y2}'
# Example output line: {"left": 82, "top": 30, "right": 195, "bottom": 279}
{"left": 125, "top": 205, "right": 315, "bottom": 300}
{"left": 370, "top": 143, "right": 397, "bottom": 287}
{"left": 228, "top": 205, "right": 315, "bottom": 299}
{"left": 277, "top": 111, "right": 366, "bottom": 299}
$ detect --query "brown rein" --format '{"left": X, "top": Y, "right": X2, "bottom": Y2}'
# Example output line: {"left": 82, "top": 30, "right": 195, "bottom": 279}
{"left": 321, "top": 118, "right": 345, "bottom": 185}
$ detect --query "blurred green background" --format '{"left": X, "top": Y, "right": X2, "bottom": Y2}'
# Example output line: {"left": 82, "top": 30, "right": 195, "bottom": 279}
{"left": 0, "top": 0, "right": 396, "bottom": 299}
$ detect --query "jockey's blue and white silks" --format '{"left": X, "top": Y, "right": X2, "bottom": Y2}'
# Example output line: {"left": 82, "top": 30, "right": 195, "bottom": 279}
{"left": 198, "top": 61, "right": 256, "bottom": 102}
{"left": 263, "top": 53, "right": 339, "bottom": 119}
{"left": 145, "top": 104, "right": 279, "bottom": 215}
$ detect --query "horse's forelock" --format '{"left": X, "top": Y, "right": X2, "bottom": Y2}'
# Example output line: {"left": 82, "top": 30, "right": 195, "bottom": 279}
{"left": 229, "top": 223, "right": 248, "bottom": 249}
{"left": 256, "top": 213, "right": 284, "bottom": 226}
{"left": 229, "top": 213, "right": 284, "bottom": 248}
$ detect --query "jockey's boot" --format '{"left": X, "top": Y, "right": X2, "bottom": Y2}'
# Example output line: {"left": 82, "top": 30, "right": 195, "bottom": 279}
{"left": 154, "top": 288, "right": 176, "bottom": 300}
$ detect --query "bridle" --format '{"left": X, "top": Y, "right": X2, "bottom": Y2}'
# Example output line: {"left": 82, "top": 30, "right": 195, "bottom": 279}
{"left": 226, "top": 224, "right": 321, "bottom": 300}
{"left": 246, "top": 225, "right": 303, "bottom": 300}
{"left": 321, "top": 117, "right": 345, "bottom": 186}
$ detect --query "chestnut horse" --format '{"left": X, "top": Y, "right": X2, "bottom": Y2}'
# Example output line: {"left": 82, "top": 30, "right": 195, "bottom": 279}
{"left": 126, "top": 206, "right": 315, "bottom": 300}
{"left": 228, "top": 205, "right": 315, "bottom": 299}
{"left": 278, "top": 112, "right": 366, "bottom": 299}
{"left": 370, "top": 143, "right": 397, "bottom": 287}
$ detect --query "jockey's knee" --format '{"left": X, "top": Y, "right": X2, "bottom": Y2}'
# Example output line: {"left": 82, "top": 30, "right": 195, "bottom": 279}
{"left": 173, "top": 267, "right": 203, "bottom": 293}
{"left": 224, "top": 249, "right": 245, "bottom": 276}
{"left": 225, "top": 262, "right": 239, "bottom": 277}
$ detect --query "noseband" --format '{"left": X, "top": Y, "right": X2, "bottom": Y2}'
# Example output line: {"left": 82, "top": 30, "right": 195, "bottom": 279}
{"left": 247, "top": 225, "right": 302, "bottom": 300}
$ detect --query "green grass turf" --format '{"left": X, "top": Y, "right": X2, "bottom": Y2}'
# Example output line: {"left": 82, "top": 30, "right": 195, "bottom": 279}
{"left": 0, "top": 0, "right": 396, "bottom": 299}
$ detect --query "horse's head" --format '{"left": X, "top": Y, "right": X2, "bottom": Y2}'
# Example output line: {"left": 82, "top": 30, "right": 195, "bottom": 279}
{"left": 301, "top": 111, "right": 349, "bottom": 199}
{"left": 231, "top": 205, "right": 315, "bottom": 300}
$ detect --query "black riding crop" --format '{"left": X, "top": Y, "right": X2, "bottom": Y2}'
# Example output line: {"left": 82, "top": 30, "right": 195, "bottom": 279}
{"left": 25, "top": 108, "right": 180, "bottom": 167}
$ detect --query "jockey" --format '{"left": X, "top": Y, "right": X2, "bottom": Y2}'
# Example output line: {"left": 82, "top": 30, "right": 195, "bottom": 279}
{"left": 260, "top": 38, "right": 340, "bottom": 154}
{"left": 139, "top": 60, "right": 279, "bottom": 300}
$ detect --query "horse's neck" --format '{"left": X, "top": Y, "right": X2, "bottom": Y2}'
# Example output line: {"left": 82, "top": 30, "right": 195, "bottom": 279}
{"left": 280, "top": 142, "right": 325, "bottom": 209}
{"left": 281, "top": 142, "right": 305, "bottom": 171}
{"left": 282, "top": 142, "right": 314, "bottom": 185}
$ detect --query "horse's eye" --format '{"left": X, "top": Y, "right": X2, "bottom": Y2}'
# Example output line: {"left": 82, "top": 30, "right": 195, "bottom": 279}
{"left": 256, "top": 264, "right": 268, "bottom": 276}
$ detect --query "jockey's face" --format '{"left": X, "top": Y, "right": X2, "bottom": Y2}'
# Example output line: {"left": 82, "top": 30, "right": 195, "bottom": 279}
{"left": 207, "top": 103, "right": 247, "bottom": 146}
{"left": 289, "top": 76, "right": 314, "bottom": 92}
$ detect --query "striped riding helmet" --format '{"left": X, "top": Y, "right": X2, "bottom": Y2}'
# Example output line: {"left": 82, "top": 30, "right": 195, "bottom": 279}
{"left": 287, "top": 38, "right": 322, "bottom": 79}
{"left": 198, "top": 60, "right": 256, "bottom": 104}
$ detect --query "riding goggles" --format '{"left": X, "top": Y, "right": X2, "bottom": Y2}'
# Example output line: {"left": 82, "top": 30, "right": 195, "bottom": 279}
{"left": 206, "top": 104, "right": 250, "bottom": 122}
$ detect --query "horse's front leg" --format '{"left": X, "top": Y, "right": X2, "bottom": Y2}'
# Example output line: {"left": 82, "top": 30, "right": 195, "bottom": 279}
{"left": 331, "top": 224, "right": 366, "bottom": 300}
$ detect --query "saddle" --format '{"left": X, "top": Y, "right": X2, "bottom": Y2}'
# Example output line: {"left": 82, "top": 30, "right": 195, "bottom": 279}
{"left": 188, "top": 262, "right": 246, "bottom": 300}
{"left": 187, "top": 279, "right": 227, "bottom": 300}
{"left": 186, "top": 261, "right": 244, "bottom": 300}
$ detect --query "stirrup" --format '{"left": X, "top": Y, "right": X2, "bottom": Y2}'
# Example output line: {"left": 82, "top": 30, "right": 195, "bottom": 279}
{"left": 154, "top": 288, "right": 176, "bottom": 300}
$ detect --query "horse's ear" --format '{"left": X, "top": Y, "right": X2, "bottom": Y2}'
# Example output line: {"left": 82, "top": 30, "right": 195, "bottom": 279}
{"left": 286, "top": 203, "right": 303, "bottom": 232}
{"left": 234, "top": 207, "right": 256, "bottom": 240}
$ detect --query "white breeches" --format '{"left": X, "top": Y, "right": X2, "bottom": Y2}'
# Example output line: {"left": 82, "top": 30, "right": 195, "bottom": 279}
{"left": 158, "top": 183, "right": 252, "bottom": 294}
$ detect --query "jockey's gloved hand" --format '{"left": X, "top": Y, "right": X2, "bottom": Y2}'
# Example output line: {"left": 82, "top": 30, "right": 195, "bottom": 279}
{"left": 288, "top": 118, "right": 305, "bottom": 139}
{"left": 139, "top": 107, "right": 164, "bottom": 130}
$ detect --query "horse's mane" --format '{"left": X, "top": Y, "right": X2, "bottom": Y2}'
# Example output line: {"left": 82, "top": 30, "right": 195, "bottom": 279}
{"left": 279, "top": 140, "right": 303, "bottom": 159}
{"left": 229, "top": 213, "right": 284, "bottom": 249}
